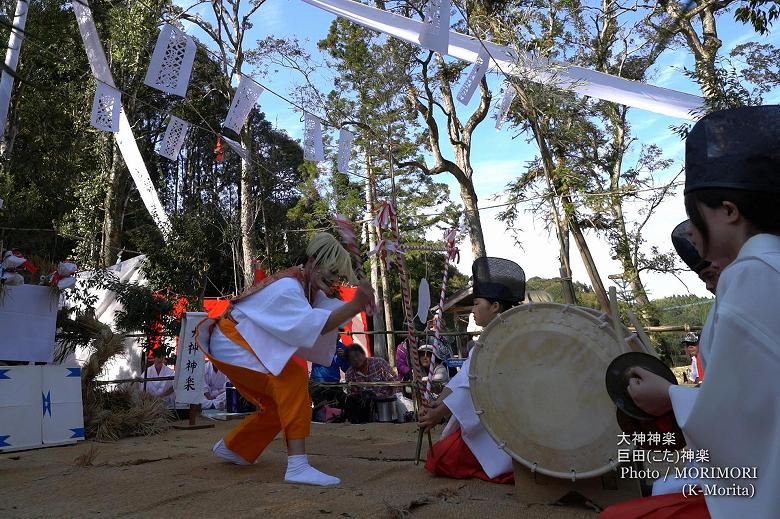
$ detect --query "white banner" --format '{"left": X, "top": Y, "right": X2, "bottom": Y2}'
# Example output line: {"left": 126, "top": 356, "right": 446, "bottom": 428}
{"left": 495, "top": 83, "right": 516, "bottom": 130}
{"left": 174, "top": 312, "right": 207, "bottom": 405}
{"left": 457, "top": 48, "right": 489, "bottom": 105}
{"left": 224, "top": 75, "right": 264, "bottom": 133}
{"left": 303, "top": 113, "right": 325, "bottom": 162}
{"left": 337, "top": 128, "right": 354, "bottom": 173}
{"left": 90, "top": 82, "right": 121, "bottom": 133}
{"left": 299, "top": 0, "right": 703, "bottom": 119}
{"left": 73, "top": 0, "right": 170, "bottom": 236}
{"left": 222, "top": 135, "right": 249, "bottom": 161}
{"left": 158, "top": 116, "right": 190, "bottom": 161}
{"left": 419, "top": 0, "right": 450, "bottom": 54}
{"left": 144, "top": 24, "right": 196, "bottom": 97}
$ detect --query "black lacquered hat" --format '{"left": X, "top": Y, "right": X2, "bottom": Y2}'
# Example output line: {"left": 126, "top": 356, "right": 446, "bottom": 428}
{"left": 671, "top": 220, "right": 710, "bottom": 273}
{"left": 472, "top": 257, "right": 525, "bottom": 306}
{"left": 685, "top": 106, "right": 780, "bottom": 194}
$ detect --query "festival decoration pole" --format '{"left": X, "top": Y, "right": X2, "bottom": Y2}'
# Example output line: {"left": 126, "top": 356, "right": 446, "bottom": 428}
{"left": 425, "top": 229, "right": 458, "bottom": 399}
{"left": 374, "top": 202, "right": 434, "bottom": 461}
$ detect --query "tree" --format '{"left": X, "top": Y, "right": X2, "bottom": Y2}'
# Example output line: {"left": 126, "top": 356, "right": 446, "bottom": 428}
{"left": 171, "top": 0, "right": 267, "bottom": 289}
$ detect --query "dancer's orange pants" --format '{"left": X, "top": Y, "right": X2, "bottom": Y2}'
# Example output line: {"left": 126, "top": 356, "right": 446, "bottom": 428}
{"left": 204, "top": 318, "right": 311, "bottom": 464}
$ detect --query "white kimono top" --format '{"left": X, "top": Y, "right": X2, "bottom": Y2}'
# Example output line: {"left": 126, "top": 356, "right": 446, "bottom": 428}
{"left": 440, "top": 357, "right": 513, "bottom": 478}
{"left": 144, "top": 364, "right": 175, "bottom": 407}
{"left": 201, "top": 361, "right": 228, "bottom": 409}
{"left": 209, "top": 277, "right": 345, "bottom": 376}
{"left": 668, "top": 234, "right": 780, "bottom": 518}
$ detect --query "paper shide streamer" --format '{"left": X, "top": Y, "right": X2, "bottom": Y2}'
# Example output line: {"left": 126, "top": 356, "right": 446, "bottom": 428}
{"left": 337, "top": 128, "right": 354, "bottom": 174}
{"left": 494, "top": 83, "right": 516, "bottom": 130}
{"left": 419, "top": 0, "right": 451, "bottom": 54}
{"left": 457, "top": 48, "right": 489, "bottom": 105}
{"left": 303, "top": 113, "right": 325, "bottom": 162}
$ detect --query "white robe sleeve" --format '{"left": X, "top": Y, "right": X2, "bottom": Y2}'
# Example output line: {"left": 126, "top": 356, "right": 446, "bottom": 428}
{"left": 441, "top": 357, "right": 513, "bottom": 479}
{"left": 668, "top": 246, "right": 780, "bottom": 519}
{"left": 297, "top": 290, "right": 351, "bottom": 366}
{"left": 233, "top": 278, "right": 331, "bottom": 350}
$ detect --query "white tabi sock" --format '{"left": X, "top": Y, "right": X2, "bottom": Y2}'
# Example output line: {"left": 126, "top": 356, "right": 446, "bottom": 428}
{"left": 284, "top": 454, "right": 340, "bottom": 486}
{"left": 212, "top": 438, "right": 252, "bottom": 465}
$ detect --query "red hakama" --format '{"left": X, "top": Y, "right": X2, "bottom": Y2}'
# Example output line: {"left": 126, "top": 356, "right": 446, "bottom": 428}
{"left": 599, "top": 492, "right": 709, "bottom": 519}
{"left": 425, "top": 429, "right": 514, "bottom": 484}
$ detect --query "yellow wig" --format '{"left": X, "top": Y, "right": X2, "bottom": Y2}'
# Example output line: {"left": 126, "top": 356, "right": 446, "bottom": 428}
{"left": 306, "top": 232, "right": 357, "bottom": 283}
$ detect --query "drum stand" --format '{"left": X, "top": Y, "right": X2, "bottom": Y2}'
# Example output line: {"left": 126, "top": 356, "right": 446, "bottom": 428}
{"left": 511, "top": 461, "right": 644, "bottom": 511}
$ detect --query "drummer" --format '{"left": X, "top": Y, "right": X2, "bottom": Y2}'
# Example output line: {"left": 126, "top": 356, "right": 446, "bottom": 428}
{"left": 600, "top": 106, "right": 780, "bottom": 518}
{"left": 672, "top": 220, "right": 721, "bottom": 294}
{"left": 419, "top": 257, "right": 525, "bottom": 483}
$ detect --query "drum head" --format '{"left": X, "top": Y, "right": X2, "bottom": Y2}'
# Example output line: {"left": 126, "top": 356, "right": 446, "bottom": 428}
{"left": 605, "top": 352, "right": 678, "bottom": 421}
{"left": 470, "top": 303, "right": 624, "bottom": 479}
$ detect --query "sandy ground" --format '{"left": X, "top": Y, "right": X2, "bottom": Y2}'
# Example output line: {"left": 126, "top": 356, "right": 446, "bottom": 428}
{"left": 0, "top": 421, "right": 602, "bottom": 519}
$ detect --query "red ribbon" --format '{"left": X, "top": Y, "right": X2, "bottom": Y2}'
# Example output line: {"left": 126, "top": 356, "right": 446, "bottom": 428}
{"left": 214, "top": 135, "right": 224, "bottom": 162}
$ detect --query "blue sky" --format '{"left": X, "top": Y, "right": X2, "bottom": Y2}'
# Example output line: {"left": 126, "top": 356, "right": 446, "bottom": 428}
{"left": 180, "top": 0, "right": 779, "bottom": 299}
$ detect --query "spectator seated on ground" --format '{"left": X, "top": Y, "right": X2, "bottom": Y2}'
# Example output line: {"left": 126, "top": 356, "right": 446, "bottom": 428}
{"left": 201, "top": 360, "right": 228, "bottom": 410}
{"left": 310, "top": 339, "right": 350, "bottom": 422}
{"left": 343, "top": 346, "right": 396, "bottom": 423}
{"left": 144, "top": 348, "right": 175, "bottom": 407}
{"left": 418, "top": 344, "right": 450, "bottom": 391}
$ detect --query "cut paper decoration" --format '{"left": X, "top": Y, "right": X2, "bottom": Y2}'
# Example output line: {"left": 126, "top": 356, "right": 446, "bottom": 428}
{"left": 158, "top": 116, "right": 190, "bottom": 160}
{"left": 416, "top": 278, "right": 431, "bottom": 323}
{"left": 143, "top": 24, "right": 196, "bottom": 97}
{"left": 299, "top": 0, "right": 703, "bottom": 119}
{"left": 457, "top": 48, "right": 489, "bottom": 105}
{"left": 222, "top": 135, "right": 249, "bottom": 161}
{"left": 495, "top": 84, "right": 516, "bottom": 130}
{"left": 337, "top": 128, "right": 354, "bottom": 174}
{"left": 419, "top": 0, "right": 450, "bottom": 54}
{"left": 74, "top": 0, "right": 170, "bottom": 237}
{"left": 90, "top": 83, "right": 121, "bottom": 133}
{"left": 224, "top": 75, "right": 263, "bottom": 133}
{"left": 303, "top": 113, "right": 325, "bottom": 162}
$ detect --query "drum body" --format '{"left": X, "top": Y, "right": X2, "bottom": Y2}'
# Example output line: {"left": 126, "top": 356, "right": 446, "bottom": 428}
{"left": 470, "top": 303, "right": 634, "bottom": 480}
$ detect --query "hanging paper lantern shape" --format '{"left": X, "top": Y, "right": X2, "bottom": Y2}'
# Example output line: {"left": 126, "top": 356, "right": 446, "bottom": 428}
{"left": 144, "top": 24, "right": 197, "bottom": 97}
{"left": 224, "top": 76, "right": 264, "bottom": 134}
{"left": 158, "top": 116, "right": 190, "bottom": 161}
{"left": 90, "top": 83, "right": 121, "bottom": 132}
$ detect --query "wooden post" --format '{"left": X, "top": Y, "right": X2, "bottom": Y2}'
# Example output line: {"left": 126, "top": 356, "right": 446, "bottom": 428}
{"left": 173, "top": 403, "right": 214, "bottom": 430}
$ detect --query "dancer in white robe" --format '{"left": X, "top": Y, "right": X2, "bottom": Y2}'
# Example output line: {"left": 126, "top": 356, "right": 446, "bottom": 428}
{"left": 420, "top": 257, "right": 525, "bottom": 483}
{"left": 600, "top": 106, "right": 780, "bottom": 519}
{"left": 195, "top": 232, "right": 373, "bottom": 487}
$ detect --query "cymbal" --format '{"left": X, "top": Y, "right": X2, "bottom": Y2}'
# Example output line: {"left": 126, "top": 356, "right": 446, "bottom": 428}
{"left": 605, "top": 352, "right": 678, "bottom": 421}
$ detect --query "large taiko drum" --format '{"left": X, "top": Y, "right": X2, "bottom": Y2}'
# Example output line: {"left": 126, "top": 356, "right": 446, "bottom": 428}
{"left": 469, "top": 303, "right": 642, "bottom": 480}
